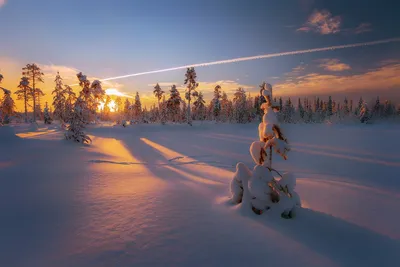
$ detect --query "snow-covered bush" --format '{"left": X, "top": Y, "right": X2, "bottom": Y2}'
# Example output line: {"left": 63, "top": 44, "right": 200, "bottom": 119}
{"left": 230, "top": 83, "right": 301, "bottom": 219}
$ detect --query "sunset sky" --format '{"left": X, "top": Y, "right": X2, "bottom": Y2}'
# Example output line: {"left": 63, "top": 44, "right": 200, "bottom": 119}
{"left": 0, "top": 0, "right": 399, "bottom": 111}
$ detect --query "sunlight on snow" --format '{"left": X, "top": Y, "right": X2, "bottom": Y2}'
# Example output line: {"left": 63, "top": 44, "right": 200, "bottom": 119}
{"left": 140, "top": 137, "right": 232, "bottom": 182}
{"left": 163, "top": 165, "right": 223, "bottom": 186}
{"left": 88, "top": 136, "right": 136, "bottom": 162}
{"left": 87, "top": 135, "right": 167, "bottom": 197}
{"left": 16, "top": 129, "right": 58, "bottom": 139}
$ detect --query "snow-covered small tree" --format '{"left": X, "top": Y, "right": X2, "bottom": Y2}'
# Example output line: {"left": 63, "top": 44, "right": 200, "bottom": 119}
{"left": 230, "top": 83, "right": 300, "bottom": 218}
{"left": 52, "top": 72, "right": 66, "bottom": 122}
{"left": 184, "top": 67, "right": 198, "bottom": 125}
{"left": 43, "top": 102, "right": 52, "bottom": 124}
{"left": 65, "top": 96, "right": 91, "bottom": 144}
{"left": 15, "top": 77, "right": 31, "bottom": 122}
{"left": 1, "top": 87, "right": 15, "bottom": 124}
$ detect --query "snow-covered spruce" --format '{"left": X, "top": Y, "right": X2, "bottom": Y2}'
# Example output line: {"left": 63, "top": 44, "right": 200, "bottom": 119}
{"left": 43, "top": 103, "right": 52, "bottom": 124}
{"left": 230, "top": 82, "right": 301, "bottom": 219}
{"left": 65, "top": 97, "right": 91, "bottom": 144}
{"left": 1, "top": 84, "right": 15, "bottom": 125}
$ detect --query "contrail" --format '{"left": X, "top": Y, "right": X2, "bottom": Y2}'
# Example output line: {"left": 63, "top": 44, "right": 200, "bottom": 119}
{"left": 71, "top": 37, "right": 400, "bottom": 86}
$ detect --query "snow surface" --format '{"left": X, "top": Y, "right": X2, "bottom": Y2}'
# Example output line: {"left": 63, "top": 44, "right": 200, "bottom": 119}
{"left": 1, "top": 122, "right": 400, "bottom": 267}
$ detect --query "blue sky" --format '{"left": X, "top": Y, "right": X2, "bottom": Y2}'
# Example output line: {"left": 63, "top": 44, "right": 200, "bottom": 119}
{"left": 0, "top": 0, "right": 399, "bottom": 107}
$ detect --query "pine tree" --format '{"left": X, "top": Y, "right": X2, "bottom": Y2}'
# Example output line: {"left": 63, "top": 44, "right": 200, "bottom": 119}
{"left": 77, "top": 72, "right": 93, "bottom": 121}
{"left": 124, "top": 98, "right": 131, "bottom": 120}
{"left": 298, "top": 98, "right": 304, "bottom": 119}
{"left": 76, "top": 73, "right": 104, "bottom": 122}
{"left": 184, "top": 67, "right": 198, "bottom": 125}
{"left": 372, "top": 96, "right": 380, "bottom": 119}
{"left": 343, "top": 97, "right": 350, "bottom": 116}
{"left": 219, "top": 92, "right": 230, "bottom": 122}
{"left": 383, "top": 100, "right": 395, "bottom": 118}
{"left": 15, "top": 77, "right": 31, "bottom": 122}
{"left": 64, "top": 85, "right": 76, "bottom": 123}
{"left": 65, "top": 96, "right": 91, "bottom": 144}
{"left": 283, "top": 98, "right": 294, "bottom": 123}
{"left": 160, "top": 95, "right": 167, "bottom": 124}
{"left": 52, "top": 72, "right": 66, "bottom": 122}
{"left": 90, "top": 80, "right": 105, "bottom": 121}
{"left": 327, "top": 96, "right": 333, "bottom": 118}
{"left": 212, "top": 85, "right": 222, "bottom": 121}
{"left": 43, "top": 102, "right": 52, "bottom": 124}
{"left": 356, "top": 97, "right": 363, "bottom": 115}
{"left": 115, "top": 97, "right": 122, "bottom": 113}
{"left": 22, "top": 63, "right": 44, "bottom": 122}
{"left": 103, "top": 95, "right": 112, "bottom": 120}
{"left": 133, "top": 92, "right": 142, "bottom": 121}
{"left": 167, "top": 85, "right": 182, "bottom": 122}
{"left": 181, "top": 101, "right": 187, "bottom": 123}
{"left": 1, "top": 86, "right": 15, "bottom": 124}
{"left": 359, "top": 101, "right": 370, "bottom": 123}
{"left": 193, "top": 91, "right": 206, "bottom": 120}
{"left": 350, "top": 99, "right": 353, "bottom": 113}
{"left": 153, "top": 83, "right": 164, "bottom": 110}
{"left": 35, "top": 88, "right": 45, "bottom": 120}
{"left": 233, "top": 87, "right": 248, "bottom": 123}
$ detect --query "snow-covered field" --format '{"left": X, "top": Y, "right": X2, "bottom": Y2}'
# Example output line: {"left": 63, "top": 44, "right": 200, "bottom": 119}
{"left": 1, "top": 122, "right": 399, "bottom": 267}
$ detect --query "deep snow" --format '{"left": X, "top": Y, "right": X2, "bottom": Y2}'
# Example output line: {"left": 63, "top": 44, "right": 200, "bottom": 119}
{"left": 0, "top": 122, "right": 399, "bottom": 267}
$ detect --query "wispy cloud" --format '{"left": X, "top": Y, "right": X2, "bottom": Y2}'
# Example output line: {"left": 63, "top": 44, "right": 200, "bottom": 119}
{"left": 297, "top": 9, "right": 341, "bottom": 34}
{"left": 354, "top": 23, "right": 372, "bottom": 34}
{"left": 40, "top": 63, "right": 123, "bottom": 89}
{"left": 181, "top": 80, "right": 253, "bottom": 94}
{"left": 0, "top": 0, "right": 6, "bottom": 8}
{"left": 274, "top": 61, "right": 400, "bottom": 97}
{"left": 318, "top": 59, "right": 351, "bottom": 71}
{"left": 105, "top": 88, "right": 133, "bottom": 98}
{"left": 147, "top": 82, "right": 179, "bottom": 87}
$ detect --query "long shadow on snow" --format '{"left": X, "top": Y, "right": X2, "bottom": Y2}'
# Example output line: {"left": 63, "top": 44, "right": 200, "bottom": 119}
{"left": 232, "top": 204, "right": 400, "bottom": 267}
{"left": 117, "top": 136, "right": 226, "bottom": 190}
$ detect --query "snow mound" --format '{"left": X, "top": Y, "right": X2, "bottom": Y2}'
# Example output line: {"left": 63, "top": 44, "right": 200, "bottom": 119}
{"left": 28, "top": 123, "right": 39, "bottom": 132}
